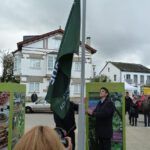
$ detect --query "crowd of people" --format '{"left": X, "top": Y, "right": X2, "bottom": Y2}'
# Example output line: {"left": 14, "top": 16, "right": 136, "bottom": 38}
{"left": 125, "top": 91, "right": 150, "bottom": 127}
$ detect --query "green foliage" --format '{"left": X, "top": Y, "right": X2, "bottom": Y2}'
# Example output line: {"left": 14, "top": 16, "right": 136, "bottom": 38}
{"left": 91, "top": 74, "right": 111, "bottom": 82}
{"left": 99, "top": 74, "right": 111, "bottom": 82}
{"left": 0, "top": 50, "right": 20, "bottom": 83}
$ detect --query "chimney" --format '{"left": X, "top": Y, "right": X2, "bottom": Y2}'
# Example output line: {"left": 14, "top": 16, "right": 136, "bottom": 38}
{"left": 59, "top": 25, "right": 61, "bottom": 29}
{"left": 86, "top": 37, "right": 91, "bottom": 46}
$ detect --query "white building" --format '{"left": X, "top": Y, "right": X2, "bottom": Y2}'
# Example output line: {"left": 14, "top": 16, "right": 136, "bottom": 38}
{"left": 13, "top": 29, "right": 97, "bottom": 102}
{"left": 100, "top": 61, "right": 150, "bottom": 95}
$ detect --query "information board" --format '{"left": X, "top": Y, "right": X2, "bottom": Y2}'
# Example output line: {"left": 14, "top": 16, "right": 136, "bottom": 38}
{"left": 86, "top": 82, "right": 126, "bottom": 150}
{"left": 0, "top": 83, "right": 26, "bottom": 150}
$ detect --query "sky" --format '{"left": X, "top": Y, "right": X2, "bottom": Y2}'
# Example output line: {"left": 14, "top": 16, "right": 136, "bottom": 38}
{"left": 0, "top": 0, "right": 150, "bottom": 76}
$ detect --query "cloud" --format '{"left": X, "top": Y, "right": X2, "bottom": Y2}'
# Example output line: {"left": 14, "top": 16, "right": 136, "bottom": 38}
{"left": 87, "top": 0, "right": 150, "bottom": 74}
{"left": 0, "top": 0, "right": 150, "bottom": 75}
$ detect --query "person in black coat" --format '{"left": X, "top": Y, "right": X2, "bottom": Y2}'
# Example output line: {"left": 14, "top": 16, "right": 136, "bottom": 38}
{"left": 125, "top": 92, "right": 132, "bottom": 125}
{"left": 86, "top": 87, "right": 114, "bottom": 150}
{"left": 53, "top": 101, "right": 78, "bottom": 150}
{"left": 142, "top": 96, "right": 150, "bottom": 127}
{"left": 130, "top": 96, "right": 139, "bottom": 126}
{"left": 31, "top": 92, "right": 38, "bottom": 102}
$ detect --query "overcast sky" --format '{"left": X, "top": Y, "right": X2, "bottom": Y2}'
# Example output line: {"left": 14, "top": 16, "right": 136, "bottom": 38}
{"left": 0, "top": 0, "right": 150, "bottom": 76}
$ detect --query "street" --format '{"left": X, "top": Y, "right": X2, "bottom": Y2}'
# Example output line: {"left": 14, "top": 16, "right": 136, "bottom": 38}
{"left": 25, "top": 113, "right": 150, "bottom": 150}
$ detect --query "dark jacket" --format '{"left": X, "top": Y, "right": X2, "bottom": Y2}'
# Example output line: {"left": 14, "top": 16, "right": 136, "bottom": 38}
{"left": 92, "top": 98, "right": 114, "bottom": 138}
{"left": 125, "top": 96, "right": 132, "bottom": 112}
{"left": 142, "top": 99, "right": 150, "bottom": 114}
{"left": 54, "top": 102, "right": 78, "bottom": 135}
{"left": 130, "top": 100, "right": 139, "bottom": 118}
{"left": 31, "top": 94, "right": 38, "bottom": 102}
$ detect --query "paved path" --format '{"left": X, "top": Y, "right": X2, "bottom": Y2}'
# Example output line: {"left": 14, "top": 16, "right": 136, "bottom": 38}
{"left": 25, "top": 113, "right": 55, "bottom": 132}
{"left": 25, "top": 113, "right": 150, "bottom": 150}
{"left": 125, "top": 114, "right": 150, "bottom": 150}
{"left": 126, "top": 126, "right": 150, "bottom": 150}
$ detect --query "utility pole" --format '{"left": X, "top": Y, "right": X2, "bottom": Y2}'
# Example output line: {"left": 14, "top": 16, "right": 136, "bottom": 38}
{"left": 77, "top": 0, "right": 86, "bottom": 150}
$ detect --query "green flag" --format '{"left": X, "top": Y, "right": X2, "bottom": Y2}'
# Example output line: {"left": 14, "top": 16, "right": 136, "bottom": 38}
{"left": 45, "top": 0, "right": 80, "bottom": 119}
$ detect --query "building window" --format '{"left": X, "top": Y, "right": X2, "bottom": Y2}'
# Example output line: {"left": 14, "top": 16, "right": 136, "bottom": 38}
{"left": 29, "top": 82, "right": 39, "bottom": 92}
{"left": 126, "top": 74, "right": 132, "bottom": 84}
{"left": 126, "top": 74, "right": 130, "bottom": 79}
{"left": 55, "top": 39, "right": 61, "bottom": 49}
{"left": 108, "top": 68, "right": 110, "bottom": 72}
{"left": 147, "top": 76, "right": 150, "bottom": 80}
{"left": 114, "top": 74, "right": 117, "bottom": 81}
{"left": 14, "top": 56, "right": 21, "bottom": 72}
{"left": 147, "top": 76, "right": 150, "bottom": 84}
{"left": 48, "top": 55, "right": 56, "bottom": 71}
{"left": 140, "top": 75, "right": 144, "bottom": 84}
{"left": 74, "top": 84, "right": 80, "bottom": 93}
{"left": 134, "top": 75, "right": 138, "bottom": 84}
{"left": 30, "top": 59, "right": 40, "bottom": 69}
{"left": 74, "top": 62, "right": 81, "bottom": 71}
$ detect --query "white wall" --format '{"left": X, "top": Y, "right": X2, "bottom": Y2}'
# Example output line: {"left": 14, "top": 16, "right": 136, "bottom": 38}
{"left": 25, "top": 40, "right": 43, "bottom": 49}
{"left": 48, "top": 37, "right": 56, "bottom": 49}
{"left": 100, "top": 63, "right": 121, "bottom": 82}
{"left": 21, "top": 54, "right": 46, "bottom": 76}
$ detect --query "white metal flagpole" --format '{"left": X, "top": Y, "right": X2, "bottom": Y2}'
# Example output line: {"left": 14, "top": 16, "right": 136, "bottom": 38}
{"left": 77, "top": 0, "right": 86, "bottom": 150}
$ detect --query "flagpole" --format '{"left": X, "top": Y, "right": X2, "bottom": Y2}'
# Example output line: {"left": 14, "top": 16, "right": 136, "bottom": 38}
{"left": 78, "top": 0, "right": 86, "bottom": 150}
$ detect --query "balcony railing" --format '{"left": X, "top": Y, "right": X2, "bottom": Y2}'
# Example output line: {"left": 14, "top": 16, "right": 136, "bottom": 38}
{"left": 125, "top": 79, "right": 150, "bottom": 85}
{"left": 133, "top": 80, "right": 138, "bottom": 84}
{"left": 146, "top": 80, "right": 150, "bottom": 85}
{"left": 125, "top": 79, "right": 133, "bottom": 84}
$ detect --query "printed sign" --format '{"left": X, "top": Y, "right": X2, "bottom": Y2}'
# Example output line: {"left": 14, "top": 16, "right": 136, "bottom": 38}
{"left": 86, "top": 82, "right": 126, "bottom": 150}
{"left": 0, "top": 92, "right": 10, "bottom": 150}
{"left": 0, "top": 83, "right": 26, "bottom": 150}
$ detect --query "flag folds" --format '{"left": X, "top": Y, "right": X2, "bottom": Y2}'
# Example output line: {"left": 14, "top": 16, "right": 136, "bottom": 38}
{"left": 45, "top": 0, "right": 80, "bottom": 119}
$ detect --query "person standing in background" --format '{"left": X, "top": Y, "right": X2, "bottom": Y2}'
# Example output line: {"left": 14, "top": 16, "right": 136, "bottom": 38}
{"left": 130, "top": 96, "right": 139, "bottom": 126}
{"left": 31, "top": 91, "right": 38, "bottom": 102}
{"left": 142, "top": 95, "right": 150, "bottom": 127}
{"left": 125, "top": 92, "right": 132, "bottom": 125}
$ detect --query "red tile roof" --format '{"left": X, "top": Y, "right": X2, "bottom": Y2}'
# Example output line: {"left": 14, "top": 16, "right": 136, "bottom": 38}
{"left": 14, "top": 29, "right": 96, "bottom": 54}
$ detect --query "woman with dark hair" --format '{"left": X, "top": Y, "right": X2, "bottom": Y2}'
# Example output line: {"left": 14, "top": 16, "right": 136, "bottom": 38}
{"left": 130, "top": 96, "right": 138, "bottom": 126}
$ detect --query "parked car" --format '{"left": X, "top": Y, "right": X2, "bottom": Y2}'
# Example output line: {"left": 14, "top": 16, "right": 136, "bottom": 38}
{"left": 25, "top": 99, "right": 51, "bottom": 113}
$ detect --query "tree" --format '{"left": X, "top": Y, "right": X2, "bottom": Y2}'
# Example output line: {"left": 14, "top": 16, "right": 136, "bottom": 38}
{"left": 90, "top": 75, "right": 100, "bottom": 82}
{"left": 99, "top": 74, "right": 111, "bottom": 82}
{"left": 91, "top": 74, "right": 111, "bottom": 82}
{"left": 0, "top": 50, "right": 20, "bottom": 83}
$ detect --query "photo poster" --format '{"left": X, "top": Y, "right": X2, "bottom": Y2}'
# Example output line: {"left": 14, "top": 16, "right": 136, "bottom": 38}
{"left": 86, "top": 82, "right": 126, "bottom": 150}
{"left": 0, "top": 92, "right": 10, "bottom": 150}
{"left": 11, "top": 92, "right": 25, "bottom": 149}
{"left": 0, "top": 83, "right": 26, "bottom": 150}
